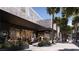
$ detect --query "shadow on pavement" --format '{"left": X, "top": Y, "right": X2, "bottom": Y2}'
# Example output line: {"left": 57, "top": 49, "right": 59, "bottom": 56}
{"left": 72, "top": 42, "right": 79, "bottom": 47}
{"left": 21, "top": 50, "right": 32, "bottom": 51}
{"left": 59, "top": 48, "right": 79, "bottom": 51}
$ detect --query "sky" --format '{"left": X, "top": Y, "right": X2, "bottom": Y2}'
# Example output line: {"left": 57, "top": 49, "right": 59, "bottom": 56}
{"left": 68, "top": 17, "right": 73, "bottom": 26}
{"left": 33, "top": 7, "right": 72, "bottom": 26}
{"left": 33, "top": 7, "right": 51, "bottom": 20}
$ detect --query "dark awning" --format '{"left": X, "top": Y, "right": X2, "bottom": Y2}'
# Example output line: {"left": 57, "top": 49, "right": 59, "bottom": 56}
{"left": 0, "top": 9, "right": 51, "bottom": 31}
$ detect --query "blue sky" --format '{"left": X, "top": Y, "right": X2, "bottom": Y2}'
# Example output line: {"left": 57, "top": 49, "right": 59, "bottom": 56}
{"left": 68, "top": 17, "right": 73, "bottom": 26}
{"left": 33, "top": 7, "right": 51, "bottom": 19}
{"left": 33, "top": 7, "right": 72, "bottom": 26}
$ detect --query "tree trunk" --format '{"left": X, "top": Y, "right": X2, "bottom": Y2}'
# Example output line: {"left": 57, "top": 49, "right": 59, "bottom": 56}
{"left": 50, "top": 14, "right": 54, "bottom": 43}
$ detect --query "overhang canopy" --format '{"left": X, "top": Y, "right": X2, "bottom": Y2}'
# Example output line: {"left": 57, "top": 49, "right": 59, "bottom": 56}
{"left": 0, "top": 9, "right": 51, "bottom": 31}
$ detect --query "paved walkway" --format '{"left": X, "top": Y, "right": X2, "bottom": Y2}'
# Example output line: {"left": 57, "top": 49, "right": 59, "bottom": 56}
{"left": 24, "top": 43, "right": 79, "bottom": 51}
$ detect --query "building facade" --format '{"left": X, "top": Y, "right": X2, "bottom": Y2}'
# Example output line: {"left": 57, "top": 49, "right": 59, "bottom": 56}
{"left": 0, "top": 7, "right": 61, "bottom": 50}
{"left": 0, "top": 7, "right": 53, "bottom": 49}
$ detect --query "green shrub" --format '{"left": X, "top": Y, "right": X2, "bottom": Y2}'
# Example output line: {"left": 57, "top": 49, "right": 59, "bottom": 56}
{"left": 38, "top": 37, "right": 51, "bottom": 47}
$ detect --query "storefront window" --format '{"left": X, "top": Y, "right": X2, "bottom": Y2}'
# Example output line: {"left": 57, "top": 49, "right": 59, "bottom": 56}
{"left": 9, "top": 27, "right": 34, "bottom": 44}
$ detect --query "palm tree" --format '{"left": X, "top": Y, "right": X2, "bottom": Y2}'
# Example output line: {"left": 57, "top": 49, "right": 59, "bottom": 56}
{"left": 60, "top": 7, "right": 79, "bottom": 42}
{"left": 47, "top": 7, "right": 60, "bottom": 43}
{"left": 72, "top": 16, "right": 79, "bottom": 25}
{"left": 66, "top": 25, "right": 72, "bottom": 34}
{"left": 60, "top": 17, "right": 68, "bottom": 42}
{"left": 47, "top": 7, "right": 79, "bottom": 43}
{"left": 72, "top": 16, "right": 79, "bottom": 42}
{"left": 72, "top": 16, "right": 79, "bottom": 34}
{"left": 54, "top": 17, "right": 69, "bottom": 42}
{"left": 54, "top": 17, "right": 61, "bottom": 25}
{"left": 54, "top": 17, "right": 61, "bottom": 42}
{"left": 62, "top": 7, "right": 79, "bottom": 18}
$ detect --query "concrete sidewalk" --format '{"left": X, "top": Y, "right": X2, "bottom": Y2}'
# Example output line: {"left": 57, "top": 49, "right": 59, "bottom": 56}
{"left": 24, "top": 43, "right": 79, "bottom": 51}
